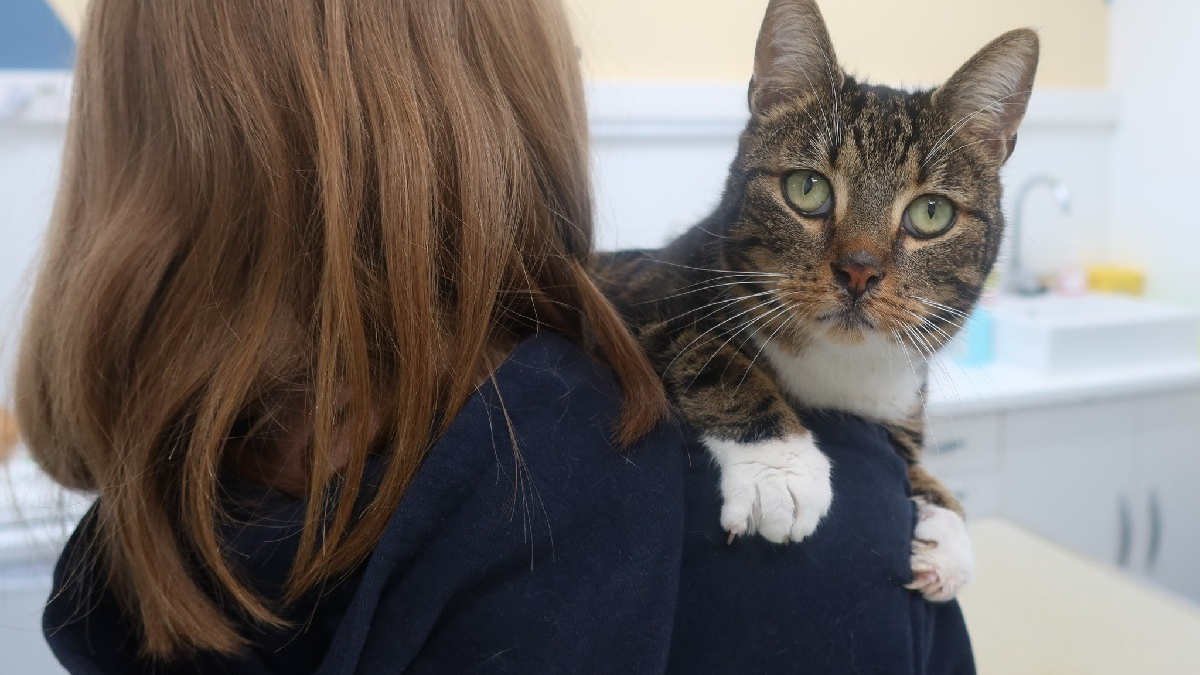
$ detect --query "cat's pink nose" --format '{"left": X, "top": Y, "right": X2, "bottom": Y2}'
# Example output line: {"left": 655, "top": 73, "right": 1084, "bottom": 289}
{"left": 832, "top": 253, "right": 884, "bottom": 301}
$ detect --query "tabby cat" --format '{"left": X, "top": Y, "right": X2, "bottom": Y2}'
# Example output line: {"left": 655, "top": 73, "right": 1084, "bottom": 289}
{"left": 595, "top": 0, "right": 1038, "bottom": 601}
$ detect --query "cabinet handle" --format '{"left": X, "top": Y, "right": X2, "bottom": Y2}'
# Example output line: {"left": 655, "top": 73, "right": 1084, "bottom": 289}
{"left": 933, "top": 439, "right": 967, "bottom": 455}
{"left": 1147, "top": 490, "right": 1163, "bottom": 571}
{"left": 1117, "top": 496, "right": 1132, "bottom": 568}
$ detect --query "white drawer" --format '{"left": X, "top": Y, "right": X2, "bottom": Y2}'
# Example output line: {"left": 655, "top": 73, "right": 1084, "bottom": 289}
{"left": 923, "top": 413, "right": 1002, "bottom": 476}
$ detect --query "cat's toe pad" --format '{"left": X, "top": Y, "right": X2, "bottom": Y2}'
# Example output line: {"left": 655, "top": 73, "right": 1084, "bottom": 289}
{"left": 905, "top": 502, "right": 974, "bottom": 602}
{"left": 706, "top": 434, "right": 833, "bottom": 544}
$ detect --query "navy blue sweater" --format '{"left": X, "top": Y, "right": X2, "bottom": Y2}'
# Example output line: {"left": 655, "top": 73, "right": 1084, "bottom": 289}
{"left": 44, "top": 334, "right": 974, "bottom": 674}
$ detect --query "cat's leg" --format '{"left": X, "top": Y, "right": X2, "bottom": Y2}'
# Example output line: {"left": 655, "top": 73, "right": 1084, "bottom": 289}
{"left": 886, "top": 418, "right": 974, "bottom": 602}
{"left": 659, "top": 325, "right": 832, "bottom": 544}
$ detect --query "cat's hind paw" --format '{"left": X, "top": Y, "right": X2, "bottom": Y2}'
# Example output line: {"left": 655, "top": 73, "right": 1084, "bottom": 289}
{"left": 905, "top": 501, "right": 974, "bottom": 602}
{"left": 705, "top": 434, "right": 833, "bottom": 544}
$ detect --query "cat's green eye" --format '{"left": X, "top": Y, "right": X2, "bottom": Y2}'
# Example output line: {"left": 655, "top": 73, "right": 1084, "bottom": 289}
{"left": 904, "top": 195, "right": 957, "bottom": 238}
{"left": 783, "top": 170, "right": 833, "bottom": 216}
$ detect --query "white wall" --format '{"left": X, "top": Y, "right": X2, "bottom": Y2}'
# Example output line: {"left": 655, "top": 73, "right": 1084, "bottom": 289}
{"left": 1109, "top": 0, "right": 1200, "bottom": 311}
{"left": 0, "top": 72, "right": 69, "bottom": 403}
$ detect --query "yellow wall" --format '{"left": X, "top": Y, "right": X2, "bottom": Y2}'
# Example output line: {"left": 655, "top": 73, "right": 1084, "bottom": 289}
{"left": 564, "top": 0, "right": 1109, "bottom": 88}
{"left": 47, "top": 0, "right": 1108, "bottom": 88}
{"left": 45, "top": 0, "right": 86, "bottom": 35}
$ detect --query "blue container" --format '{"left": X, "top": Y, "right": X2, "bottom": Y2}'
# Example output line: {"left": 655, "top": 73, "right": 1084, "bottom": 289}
{"left": 954, "top": 308, "right": 995, "bottom": 367}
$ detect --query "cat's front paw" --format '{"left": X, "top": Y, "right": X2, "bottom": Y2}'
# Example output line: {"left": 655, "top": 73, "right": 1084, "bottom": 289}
{"left": 705, "top": 434, "right": 833, "bottom": 544}
{"left": 906, "top": 501, "right": 974, "bottom": 602}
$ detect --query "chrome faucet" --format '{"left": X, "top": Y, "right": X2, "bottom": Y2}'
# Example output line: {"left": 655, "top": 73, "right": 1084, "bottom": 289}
{"left": 1007, "top": 175, "right": 1072, "bottom": 296}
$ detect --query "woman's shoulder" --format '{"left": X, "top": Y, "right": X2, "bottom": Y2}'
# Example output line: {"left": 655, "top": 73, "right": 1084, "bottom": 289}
{"left": 317, "top": 334, "right": 689, "bottom": 673}
{"left": 388, "top": 332, "right": 687, "bottom": 552}
{"left": 410, "top": 332, "right": 683, "bottom": 502}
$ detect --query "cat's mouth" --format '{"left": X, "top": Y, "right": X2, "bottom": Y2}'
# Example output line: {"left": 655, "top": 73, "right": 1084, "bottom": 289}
{"left": 816, "top": 306, "right": 876, "bottom": 332}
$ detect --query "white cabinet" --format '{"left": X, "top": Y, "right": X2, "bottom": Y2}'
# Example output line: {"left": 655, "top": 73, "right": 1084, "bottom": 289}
{"left": 1132, "top": 390, "right": 1200, "bottom": 601}
{"left": 1000, "top": 400, "right": 1138, "bottom": 566}
{"left": 1, "top": 453, "right": 81, "bottom": 675}
{"left": 0, "top": 582, "right": 63, "bottom": 675}
{"left": 925, "top": 414, "right": 1002, "bottom": 518}
{"left": 925, "top": 386, "right": 1200, "bottom": 604}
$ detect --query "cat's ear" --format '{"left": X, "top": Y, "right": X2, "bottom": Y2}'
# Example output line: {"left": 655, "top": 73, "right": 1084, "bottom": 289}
{"left": 749, "top": 0, "right": 843, "bottom": 117}
{"left": 933, "top": 29, "right": 1040, "bottom": 163}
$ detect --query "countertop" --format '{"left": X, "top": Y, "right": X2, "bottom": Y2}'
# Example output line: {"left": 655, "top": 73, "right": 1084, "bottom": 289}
{"left": 927, "top": 357, "right": 1200, "bottom": 417}
{"left": 962, "top": 519, "right": 1200, "bottom": 674}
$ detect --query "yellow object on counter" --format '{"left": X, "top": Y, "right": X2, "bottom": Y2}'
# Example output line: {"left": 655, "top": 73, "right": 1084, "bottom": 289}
{"left": 1087, "top": 266, "right": 1145, "bottom": 296}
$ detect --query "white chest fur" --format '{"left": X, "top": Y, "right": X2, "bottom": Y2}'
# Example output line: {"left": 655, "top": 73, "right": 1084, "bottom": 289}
{"left": 758, "top": 331, "right": 925, "bottom": 422}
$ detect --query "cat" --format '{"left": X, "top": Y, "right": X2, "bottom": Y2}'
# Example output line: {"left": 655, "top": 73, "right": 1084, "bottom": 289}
{"left": 594, "top": 0, "right": 1038, "bottom": 602}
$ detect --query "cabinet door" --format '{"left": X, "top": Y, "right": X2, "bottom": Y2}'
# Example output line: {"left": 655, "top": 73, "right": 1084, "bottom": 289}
{"left": 924, "top": 413, "right": 1003, "bottom": 518}
{"left": 1136, "top": 389, "right": 1200, "bottom": 603}
{"left": 1001, "top": 400, "right": 1138, "bottom": 565}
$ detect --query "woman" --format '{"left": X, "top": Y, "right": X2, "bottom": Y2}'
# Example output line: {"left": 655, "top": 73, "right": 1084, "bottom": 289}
{"left": 19, "top": 1, "right": 974, "bottom": 673}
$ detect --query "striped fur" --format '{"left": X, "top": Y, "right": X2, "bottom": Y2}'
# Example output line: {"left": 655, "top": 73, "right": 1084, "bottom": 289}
{"left": 595, "top": 0, "right": 1037, "bottom": 528}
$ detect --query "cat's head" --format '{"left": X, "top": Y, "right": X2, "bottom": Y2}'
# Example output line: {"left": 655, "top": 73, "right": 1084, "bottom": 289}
{"left": 720, "top": 0, "right": 1038, "bottom": 352}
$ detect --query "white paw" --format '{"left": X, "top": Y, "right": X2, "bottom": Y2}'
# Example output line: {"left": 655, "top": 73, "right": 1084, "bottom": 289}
{"left": 906, "top": 501, "right": 974, "bottom": 602}
{"left": 705, "top": 434, "right": 833, "bottom": 544}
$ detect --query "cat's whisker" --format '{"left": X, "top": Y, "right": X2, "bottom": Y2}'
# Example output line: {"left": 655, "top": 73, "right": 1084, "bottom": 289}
{"left": 922, "top": 88, "right": 1032, "bottom": 167}
{"left": 639, "top": 278, "right": 780, "bottom": 305}
{"left": 647, "top": 260, "right": 787, "bottom": 277}
{"left": 923, "top": 91, "right": 1021, "bottom": 164}
{"left": 732, "top": 295, "right": 797, "bottom": 355}
{"left": 925, "top": 313, "right": 965, "bottom": 330}
{"left": 891, "top": 327, "right": 934, "bottom": 393}
{"left": 729, "top": 291, "right": 805, "bottom": 355}
{"left": 900, "top": 328, "right": 931, "bottom": 381}
{"left": 684, "top": 301, "right": 790, "bottom": 391}
{"left": 664, "top": 289, "right": 780, "bottom": 326}
{"left": 662, "top": 295, "right": 747, "bottom": 325}
{"left": 905, "top": 325, "right": 937, "bottom": 362}
{"left": 717, "top": 302, "right": 794, "bottom": 380}
{"left": 890, "top": 328, "right": 924, "bottom": 384}
{"left": 920, "top": 319, "right": 957, "bottom": 345}
{"left": 903, "top": 325, "right": 960, "bottom": 403}
{"left": 664, "top": 293, "right": 787, "bottom": 375}
{"left": 898, "top": 308, "right": 957, "bottom": 344}
{"left": 914, "top": 322, "right": 951, "bottom": 355}
{"left": 902, "top": 312, "right": 956, "bottom": 345}
{"left": 907, "top": 295, "right": 964, "bottom": 317}
{"left": 664, "top": 271, "right": 781, "bottom": 288}
{"left": 908, "top": 324, "right": 964, "bottom": 403}
{"left": 736, "top": 302, "right": 803, "bottom": 392}
{"left": 673, "top": 272, "right": 789, "bottom": 289}
{"left": 908, "top": 296, "right": 971, "bottom": 319}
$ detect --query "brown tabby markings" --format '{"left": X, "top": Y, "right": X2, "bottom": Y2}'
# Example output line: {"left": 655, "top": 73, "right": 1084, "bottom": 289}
{"left": 595, "top": 0, "right": 1038, "bottom": 519}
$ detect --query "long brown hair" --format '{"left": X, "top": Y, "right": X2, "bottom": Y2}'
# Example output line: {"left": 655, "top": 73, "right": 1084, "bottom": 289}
{"left": 16, "top": 0, "right": 667, "bottom": 660}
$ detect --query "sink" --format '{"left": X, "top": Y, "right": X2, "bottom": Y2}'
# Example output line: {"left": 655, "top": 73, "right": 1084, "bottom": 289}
{"left": 988, "top": 294, "right": 1200, "bottom": 374}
